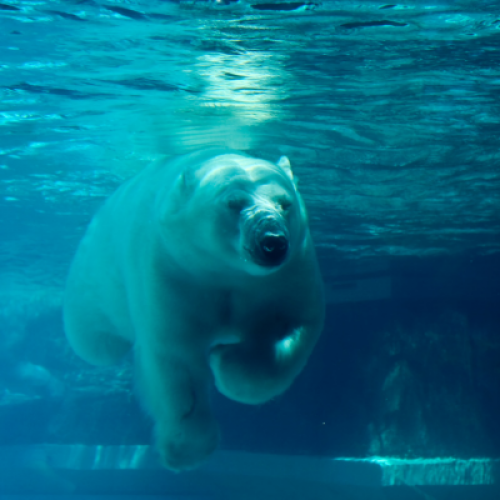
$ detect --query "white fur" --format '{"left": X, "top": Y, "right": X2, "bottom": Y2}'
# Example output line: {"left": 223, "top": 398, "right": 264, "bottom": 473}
{"left": 64, "top": 149, "right": 324, "bottom": 471}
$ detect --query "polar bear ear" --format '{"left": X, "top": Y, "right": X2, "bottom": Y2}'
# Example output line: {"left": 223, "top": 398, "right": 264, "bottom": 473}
{"left": 164, "top": 170, "right": 197, "bottom": 216}
{"left": 277, "top": 156, "right": 293, "bottom": 182}
{"left": 178, "top": 169, "right": 198, "bottom": 197}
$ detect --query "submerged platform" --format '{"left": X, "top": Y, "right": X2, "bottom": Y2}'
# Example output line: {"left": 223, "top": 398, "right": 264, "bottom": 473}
{"left": 0, "top": 445, "right": 499, "bottom": 499}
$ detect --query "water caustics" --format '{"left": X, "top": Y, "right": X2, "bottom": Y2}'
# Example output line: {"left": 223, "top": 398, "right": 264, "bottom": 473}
{"left": 1, "top": 0, "right": 500, "bottom": 293}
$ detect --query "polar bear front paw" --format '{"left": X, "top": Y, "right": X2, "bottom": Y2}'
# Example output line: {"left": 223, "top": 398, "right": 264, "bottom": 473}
{"left": 155, "top": 417, "right": 219, "bottom": 472}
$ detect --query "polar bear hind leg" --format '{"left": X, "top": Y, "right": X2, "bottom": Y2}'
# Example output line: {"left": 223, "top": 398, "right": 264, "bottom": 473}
{"left": 64, "top": 292, "right": 132, "bottom": 367}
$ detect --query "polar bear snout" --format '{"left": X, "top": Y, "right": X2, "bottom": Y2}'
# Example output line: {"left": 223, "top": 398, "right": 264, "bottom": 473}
{"left": 257, "top": 230, "right": 288, "bottom": 266}
{"left": 243, "top": 210, "right": 290, "bottom": 267}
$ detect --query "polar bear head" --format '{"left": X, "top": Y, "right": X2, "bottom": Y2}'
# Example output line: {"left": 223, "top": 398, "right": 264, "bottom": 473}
{"left": 162, "top": 151, "right": 308, "bottom": 279}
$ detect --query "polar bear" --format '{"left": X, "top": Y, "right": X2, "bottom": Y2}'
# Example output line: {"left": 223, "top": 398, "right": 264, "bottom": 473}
{"left": 63, "top": 149, "right": 324, "bottom": 471}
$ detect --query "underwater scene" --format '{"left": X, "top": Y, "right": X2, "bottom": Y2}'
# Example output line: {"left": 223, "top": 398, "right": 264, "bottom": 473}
{"left": 1, "top": 1, "right": 500, "bottom": 499}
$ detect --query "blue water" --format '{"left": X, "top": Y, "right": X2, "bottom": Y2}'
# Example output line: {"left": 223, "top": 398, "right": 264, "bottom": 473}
{"left": 1, "top": 1, "right": 500, "bottom": 498}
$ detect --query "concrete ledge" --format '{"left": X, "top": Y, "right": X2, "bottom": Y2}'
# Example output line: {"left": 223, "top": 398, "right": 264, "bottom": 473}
{"left": 0, "top": 445, "right": 499, "bottom": 499}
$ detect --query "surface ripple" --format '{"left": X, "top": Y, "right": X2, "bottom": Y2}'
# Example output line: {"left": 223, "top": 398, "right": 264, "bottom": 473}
{"left": 1, "top": 0, "right": 500, "bottom": 288}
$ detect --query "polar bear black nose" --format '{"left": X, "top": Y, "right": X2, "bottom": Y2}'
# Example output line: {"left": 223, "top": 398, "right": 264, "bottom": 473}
{"left": 259, "top": 232, "right": 288, "bottom": 265}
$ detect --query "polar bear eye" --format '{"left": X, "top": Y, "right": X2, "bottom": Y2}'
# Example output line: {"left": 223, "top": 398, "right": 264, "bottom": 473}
{"left": 278, "top": 198, "right": 293, "bottom": 211}
{"left": 227, "top": 196, "right": 249, "bottom": 212}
